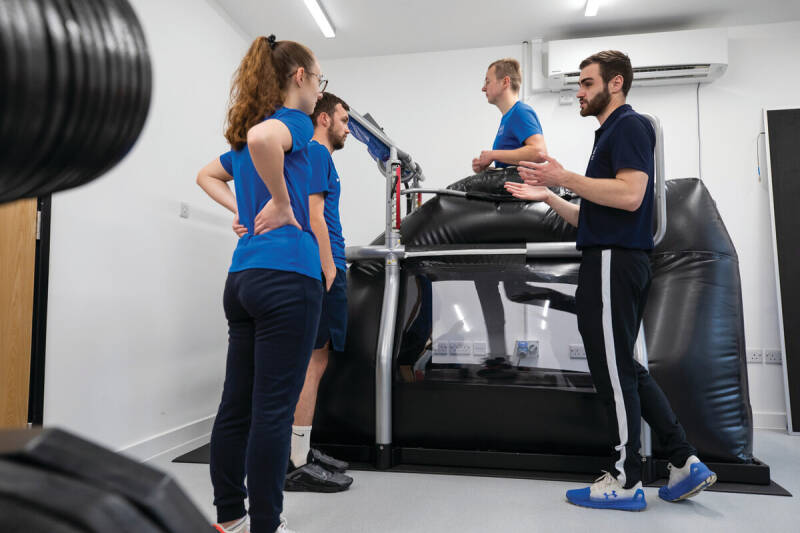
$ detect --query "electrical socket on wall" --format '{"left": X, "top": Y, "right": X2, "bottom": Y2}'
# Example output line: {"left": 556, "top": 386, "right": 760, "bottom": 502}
{"left": 764, "top": 349, "right": 783, "bottom": 364}
{"left": 179, "top": 202, "right": 189, "bottom": 219}
{"left": 569, "top": 344, "right": 586, "bottom": 359}
{"left": 746, "top": 349, "right": 763, "bottom": 364}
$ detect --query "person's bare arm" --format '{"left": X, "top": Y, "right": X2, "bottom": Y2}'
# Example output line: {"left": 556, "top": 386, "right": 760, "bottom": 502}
{"left": 247, "top": 119, "right": 301, "bottom": 234}
{"left": 310, "top": 193, "right": 336, "bottom": 291}
{"left": 491, "top": 134, "right": 548, "bottom": 166}
{"left": 196, "top": 158, "right": 237, "bottom": 213}
{"left": 197, "top": 158, "right": 247, "bottom": 236}
{"left": 504, "top": 182, "right": 580, "bottom": 227}
{"left": 473, "top": 134, "right": 547, "bottom": 173}
{"left": 519, "top": 156, "right": 648, "bottom": 212}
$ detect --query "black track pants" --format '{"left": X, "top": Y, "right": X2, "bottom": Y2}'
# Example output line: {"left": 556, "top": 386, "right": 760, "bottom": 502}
{"left": 576, "top": 248, "right": 696, "bottom": 488}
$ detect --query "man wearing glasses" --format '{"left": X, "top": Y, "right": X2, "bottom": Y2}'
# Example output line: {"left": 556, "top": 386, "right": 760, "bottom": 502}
{"left": 472, "top": 58, "right": 547, "bottom": 173}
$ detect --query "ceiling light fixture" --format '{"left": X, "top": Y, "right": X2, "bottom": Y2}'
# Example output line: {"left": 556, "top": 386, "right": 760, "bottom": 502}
{"left": 584, "top": 0, "right": 599, "bottom": 17}
{"left": 303, "top": 0, "right": 335, "bottom": 38}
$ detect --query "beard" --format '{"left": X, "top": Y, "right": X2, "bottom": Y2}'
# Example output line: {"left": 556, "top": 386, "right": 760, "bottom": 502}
{"left": 580, "top": 85, "right": 611, "bottom": 117}
{"left": 329, "top": 124, "right": 346, "bottom": 151}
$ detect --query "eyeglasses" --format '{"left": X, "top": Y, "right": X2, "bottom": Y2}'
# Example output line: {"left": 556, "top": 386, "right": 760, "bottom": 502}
{"left": 289, "top": 69, "right": 328, "bottom": 92}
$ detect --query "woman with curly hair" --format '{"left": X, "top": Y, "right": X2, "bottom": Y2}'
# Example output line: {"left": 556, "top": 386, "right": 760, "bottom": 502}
{"left": 196, "top": 35, "right": 326, "bottom": 533}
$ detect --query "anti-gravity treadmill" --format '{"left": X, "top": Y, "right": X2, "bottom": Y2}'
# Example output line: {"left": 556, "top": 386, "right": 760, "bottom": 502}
{"left": 311, "top": 108, "right": 768, "bottom": 486}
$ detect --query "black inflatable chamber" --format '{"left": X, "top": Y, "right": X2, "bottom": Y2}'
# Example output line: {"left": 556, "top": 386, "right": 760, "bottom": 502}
{"left": 314, "top": 176, "right": 754, "bottom": 467}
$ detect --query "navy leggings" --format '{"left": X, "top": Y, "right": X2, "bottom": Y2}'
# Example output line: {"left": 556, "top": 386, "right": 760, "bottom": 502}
{"left": 210, "top": 268, "right": 322, "bottom": 533}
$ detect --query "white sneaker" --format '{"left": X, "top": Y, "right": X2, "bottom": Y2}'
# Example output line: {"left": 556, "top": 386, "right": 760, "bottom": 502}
{"left": 275, "top": 517, "right": 296, "bottom": 533}
{"left": 213, "top": 516, "right": 249, "bottom": 533}
{"left": 566, "top": 471, "right": 647, "bottom": 511}
{"left": 659, "top": 455, "right": 717, "bottom": 502}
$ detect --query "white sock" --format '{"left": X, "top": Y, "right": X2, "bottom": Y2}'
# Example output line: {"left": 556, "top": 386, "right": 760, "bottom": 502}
{"left": 219, "top": 516, "right": 247, "bottom": 533}
{"left": 291, "top": 425, "right": 312, "bottom": 467}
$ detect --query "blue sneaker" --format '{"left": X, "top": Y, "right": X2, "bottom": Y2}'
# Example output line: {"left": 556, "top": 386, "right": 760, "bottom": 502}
{"left": 566, "top": 472, "right": 647, "bottom": 511}
{"left": 659, "top": 455, "right": 717, "bottom": 502}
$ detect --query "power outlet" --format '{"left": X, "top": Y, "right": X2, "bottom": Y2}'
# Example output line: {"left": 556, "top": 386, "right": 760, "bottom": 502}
{"left": 746, "top": 349, "right": 763, "bottom": 364}
{"left": 432, "top": 342, "right": 448, "bottom": 356}
{"left": 449, "top": 341, "right": 473, "bottom": 356}
{"left": 473, "top": 341, "right": 488, "bottom": 356}
{"left": 524, "top": 340, "right": 539, "bottom": 358}
{"left": 569, "top": 344, "right": 586, "bottom": 359}
{"left": 179, "top": 202, "right": 190, "bottom": 219}
{"left": 764, "top": 349, "right": 783, "bottom": 364}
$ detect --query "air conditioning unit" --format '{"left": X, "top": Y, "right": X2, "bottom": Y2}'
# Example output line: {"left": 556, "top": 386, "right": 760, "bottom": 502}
{"left": 545, "top": 28, "right": 728, "bottom": 92}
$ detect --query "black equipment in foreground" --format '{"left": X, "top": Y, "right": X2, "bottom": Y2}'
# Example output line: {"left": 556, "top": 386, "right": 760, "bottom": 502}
{"left": 0, "top": 0, "right": 152, "bottom": 204}
{"left": 0, "top": 427, "right": 213, "bottom": 532}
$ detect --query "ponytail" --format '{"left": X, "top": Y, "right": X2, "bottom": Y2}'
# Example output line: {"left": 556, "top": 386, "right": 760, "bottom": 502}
{"left": 224, "top": 35, "right": 315, "bottom": 150}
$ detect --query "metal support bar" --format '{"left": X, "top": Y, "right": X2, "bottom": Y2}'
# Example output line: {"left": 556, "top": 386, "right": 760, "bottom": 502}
{"left": 398, "top": 188, "right": 467, "bottom": 198}
{"left": 526, "top": 242, "right": 582, "bottom": 258}
{"left": 373, "top": 147, "right": 403, "bottom": 467}
{"left": 642, "top": 113, "right": 667, "bottom": 247}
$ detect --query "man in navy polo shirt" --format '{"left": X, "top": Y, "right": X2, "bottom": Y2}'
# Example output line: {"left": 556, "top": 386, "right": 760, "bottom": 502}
{"left": 505, "top": 51, "right": 716, "bottom": 511}
{"left": 472, "top": 58, "right": 547, "bottom": 172}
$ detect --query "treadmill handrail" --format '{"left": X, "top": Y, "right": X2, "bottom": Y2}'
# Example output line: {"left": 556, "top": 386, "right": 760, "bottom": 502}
{"left": 348, "top": 108, "right": 420, "bottom": 178}
{"left": 346, "top": 242, "right": 584, "bottom": 261}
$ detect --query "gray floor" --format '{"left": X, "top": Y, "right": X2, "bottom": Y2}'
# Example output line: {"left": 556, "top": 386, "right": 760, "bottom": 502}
{"left": 149, "top": 430, "right": 800, "bottom": 532}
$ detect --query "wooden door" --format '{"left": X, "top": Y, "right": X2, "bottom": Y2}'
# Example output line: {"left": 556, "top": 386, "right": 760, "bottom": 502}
{"left": 0, "top": 198, "right": 37, "bottom": 428}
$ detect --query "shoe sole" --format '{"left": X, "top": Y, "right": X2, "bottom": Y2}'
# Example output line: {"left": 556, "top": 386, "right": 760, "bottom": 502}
{"left": 668, "top": 473, "right": 717, "bottom": 502}
{"left": 284, "top": 479, "right": 352, "bottom": 493}
{"left": 566, "top": 498, "right": 646, "bottom": 512}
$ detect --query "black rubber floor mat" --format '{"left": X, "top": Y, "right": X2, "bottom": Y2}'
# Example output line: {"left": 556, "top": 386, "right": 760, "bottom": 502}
{"left": 173, "top": 444, "right": 790, "bottom": 497}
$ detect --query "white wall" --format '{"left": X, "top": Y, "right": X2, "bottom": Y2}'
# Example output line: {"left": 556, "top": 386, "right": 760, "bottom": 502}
{"left": 43, "top": 0, "right": 248, "bottom": 457}
{"left": 325, "top": 21, "right": 799, "bottom": 429}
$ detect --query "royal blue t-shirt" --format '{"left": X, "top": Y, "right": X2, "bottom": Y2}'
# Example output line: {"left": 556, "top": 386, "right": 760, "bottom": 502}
{"left": 576, "top": 104, "right": 655, "bottom": 250}
{"left": 492, "top": 101, "right": 543, "bottom": 169}
{"left": 219, "top": 107, "right": 320, "bottom": 280}
{"left": 307, "top": 140, "right": 346, "bottom": 271}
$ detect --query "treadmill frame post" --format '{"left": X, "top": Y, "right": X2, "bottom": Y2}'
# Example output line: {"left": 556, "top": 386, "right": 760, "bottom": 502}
{"left": 374, "top": 146, "right": 402, "bottom": 468}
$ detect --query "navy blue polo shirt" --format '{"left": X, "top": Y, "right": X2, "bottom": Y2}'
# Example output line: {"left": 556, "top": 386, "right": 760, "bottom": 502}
{"left": 576, "top": 104, "right": 655, "bottom": 250}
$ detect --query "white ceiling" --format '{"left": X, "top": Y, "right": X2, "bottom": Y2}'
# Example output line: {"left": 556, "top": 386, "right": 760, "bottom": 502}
{"left": 213, "top": 0, "right": 800, "bottom": 59}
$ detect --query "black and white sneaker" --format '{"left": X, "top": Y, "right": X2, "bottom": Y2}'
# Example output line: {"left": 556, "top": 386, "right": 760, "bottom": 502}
{"left": 308, "top": 448, "right": 349, "bottom": 473}
{"left": 284, "top": 462, "right": 353, "bottom": 493}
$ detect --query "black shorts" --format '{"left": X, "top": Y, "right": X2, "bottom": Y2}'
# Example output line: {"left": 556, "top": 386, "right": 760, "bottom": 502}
{"left": 314, "top": 268, "right": 348, "bottom": 351}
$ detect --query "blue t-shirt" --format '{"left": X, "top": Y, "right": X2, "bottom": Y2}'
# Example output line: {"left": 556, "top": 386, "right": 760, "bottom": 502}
{"left": 492, "top": 101, "right": 543, "bottom": 169}
{"left": 576, "top": 104, "right": 655, "bottom": 250}
{"left": 219, "top": 107, "right": 320, "bottom": 280}
{"left": 307, "top": 140, "right": 347, "bottom": 271}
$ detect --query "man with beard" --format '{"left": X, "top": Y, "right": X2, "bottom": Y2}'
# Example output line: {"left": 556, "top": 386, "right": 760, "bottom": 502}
{"left": 472, "top": 58, "right": 547, "bottom": 172}
{"left": 505, "top": 51, "right": 716, "bottom": 511}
